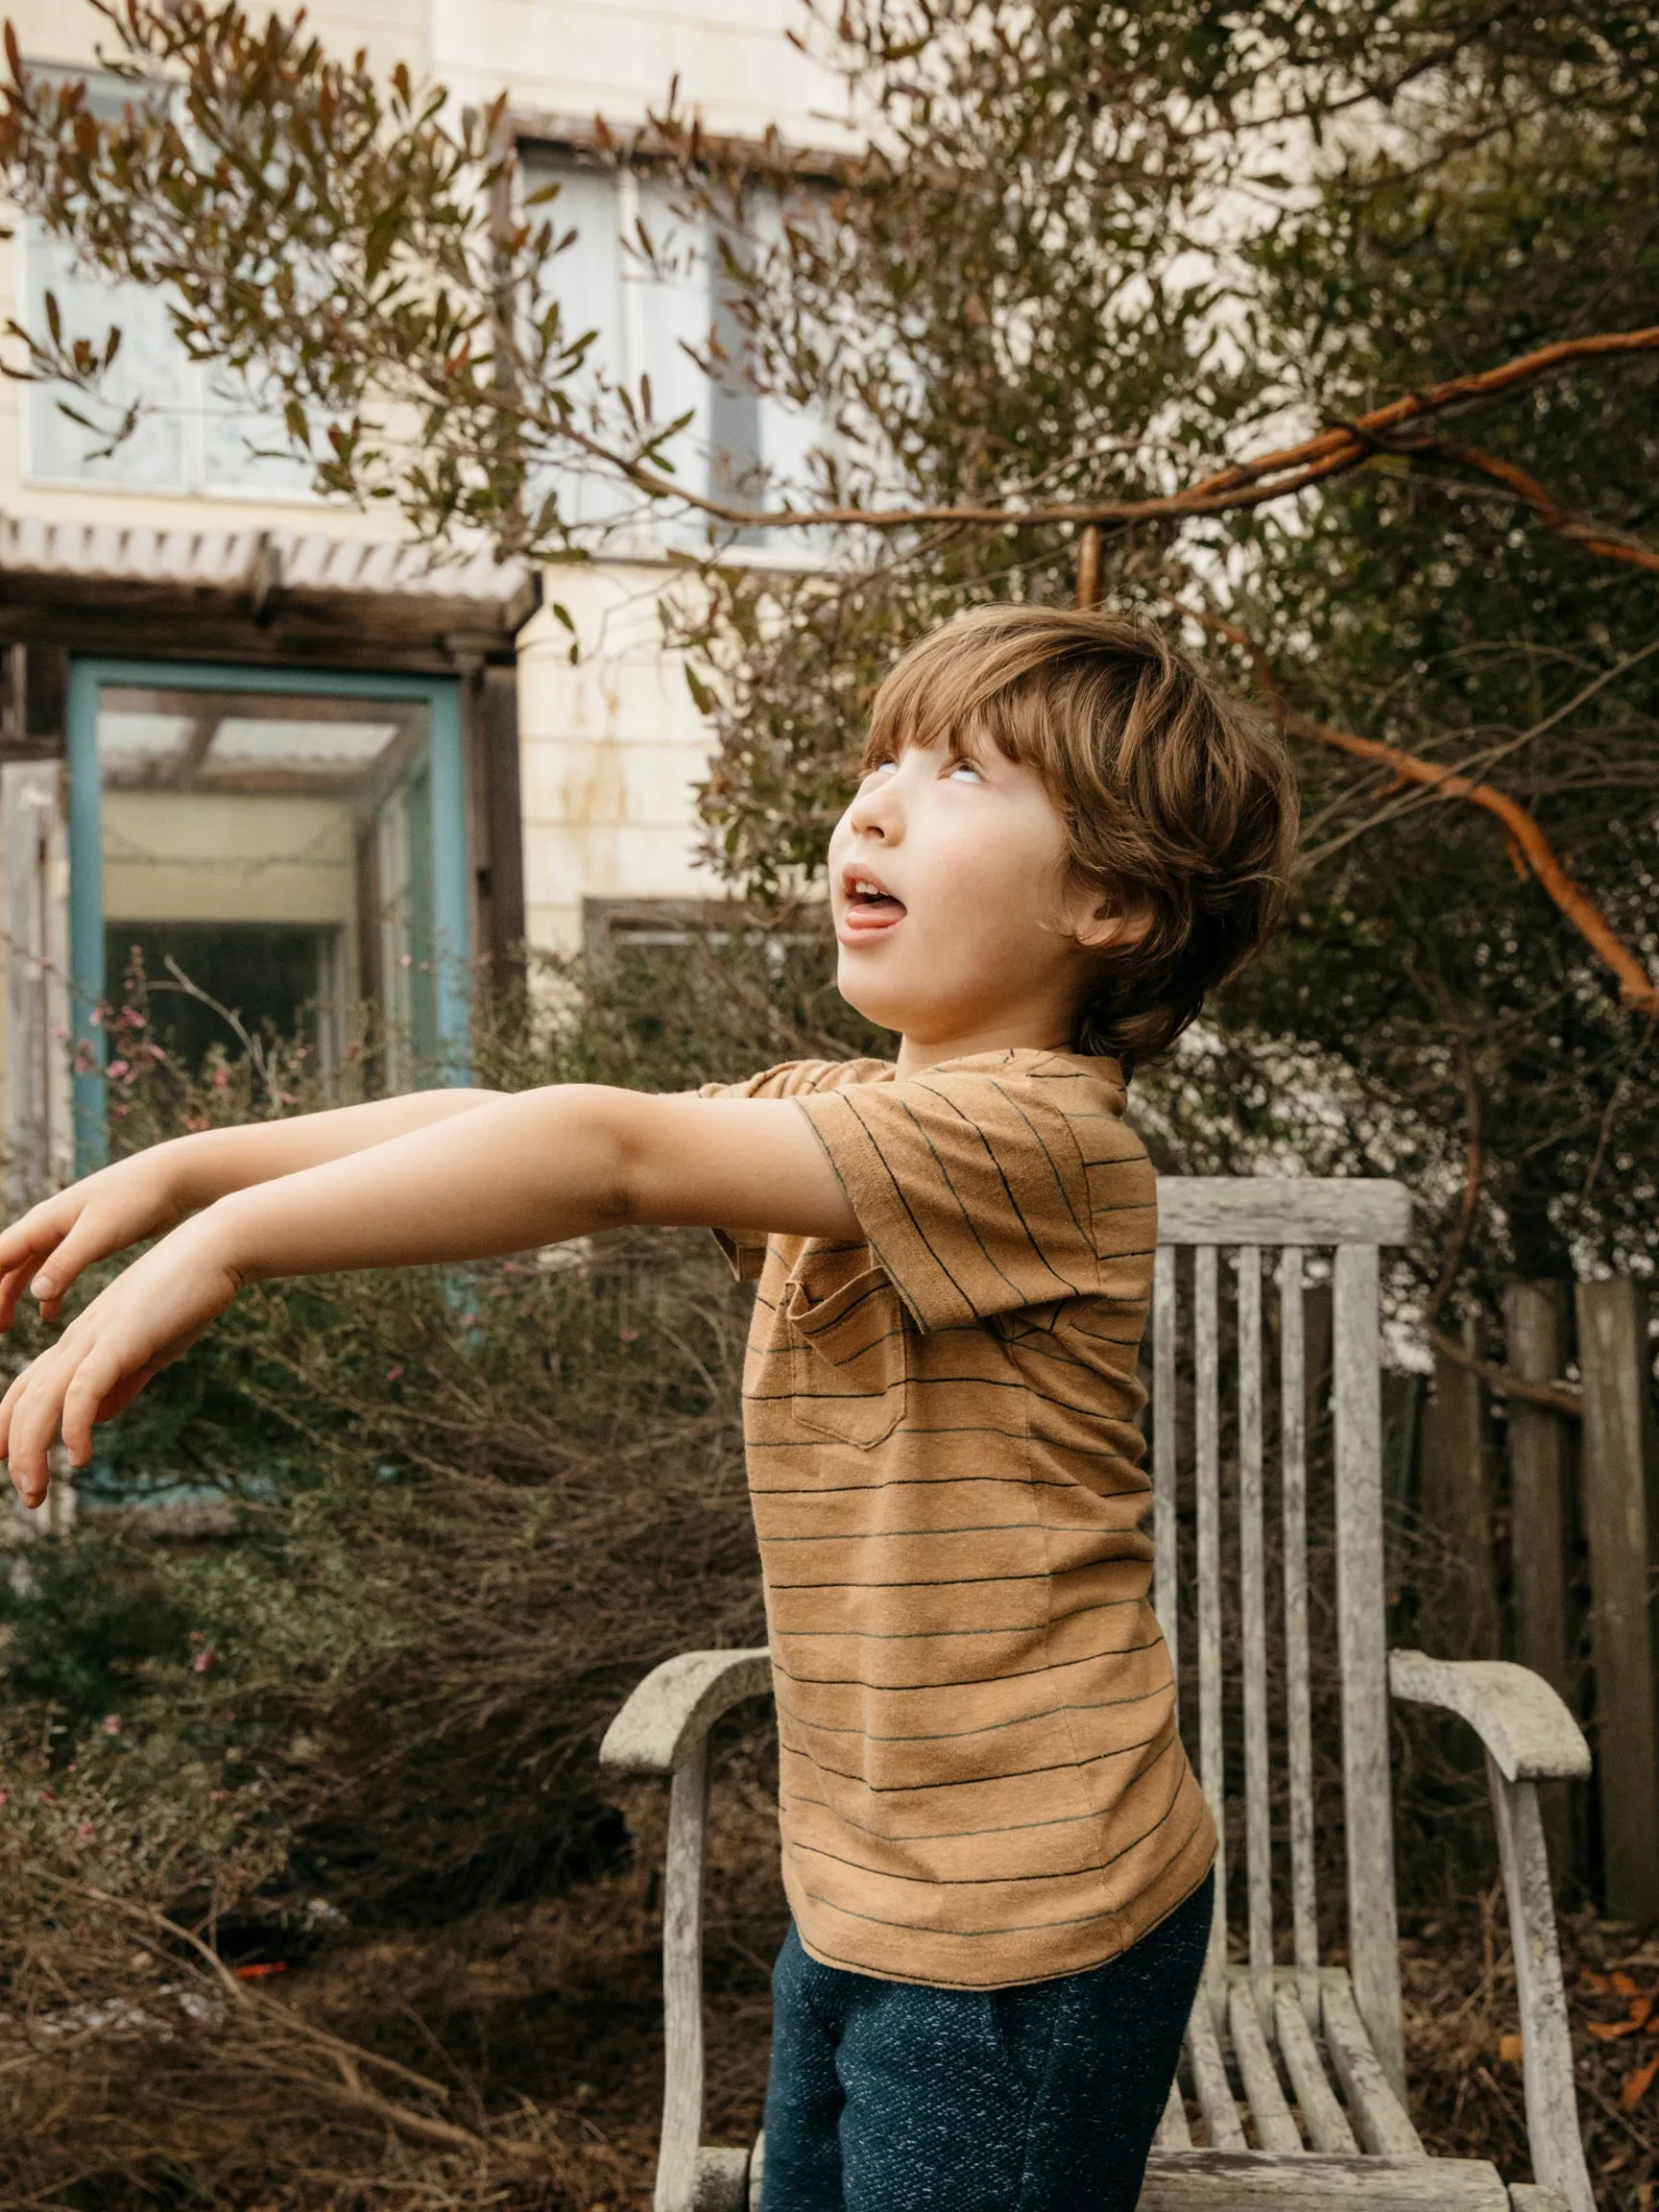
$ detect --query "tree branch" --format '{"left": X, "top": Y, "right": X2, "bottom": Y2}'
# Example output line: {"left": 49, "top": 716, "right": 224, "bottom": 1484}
{"left": 561, "top": 324, "right": 1659, "bottom": 535}
{"left": 1401, "top": 438, "right": 1659, "bottom": 577}
{"left": 1426, "top": 1323, "right": 1582, "bottom": 1420}
{"left": 1162, "top": 595, "right": 1659, "bottom": 1020}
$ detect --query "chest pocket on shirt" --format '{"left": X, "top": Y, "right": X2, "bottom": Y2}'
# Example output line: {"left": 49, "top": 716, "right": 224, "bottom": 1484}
{"left": 783, "top": 1246, "right": 910, "bottom": 1449}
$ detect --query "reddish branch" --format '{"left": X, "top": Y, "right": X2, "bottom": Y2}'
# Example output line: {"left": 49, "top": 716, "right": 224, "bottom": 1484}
{"left": 1407, "top": 439, "right": 1659, "bottom": 577}
{"left": 1288, "top": 709, "right": 1659, "bottom": 1018}
{"left": 1161, "top": 595, "right": 1659, "bottom": 1022}
{"left": 580, "top": 324, "right": 1659, "bottom": 533}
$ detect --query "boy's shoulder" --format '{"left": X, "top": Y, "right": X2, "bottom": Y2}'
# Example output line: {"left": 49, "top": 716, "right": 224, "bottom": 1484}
{"left": 784, "top": 1046, "right": 1150, "bottom": 1335}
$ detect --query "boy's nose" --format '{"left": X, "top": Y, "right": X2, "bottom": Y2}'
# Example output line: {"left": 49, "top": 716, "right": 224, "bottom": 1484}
{"left": 848, "top": 775, "right": 903, "bottom": 841}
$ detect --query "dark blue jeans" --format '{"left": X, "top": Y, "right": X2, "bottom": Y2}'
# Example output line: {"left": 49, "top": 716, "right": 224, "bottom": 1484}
{"left": 758, "top": 1874, "right": 1212, "bottom": 2212}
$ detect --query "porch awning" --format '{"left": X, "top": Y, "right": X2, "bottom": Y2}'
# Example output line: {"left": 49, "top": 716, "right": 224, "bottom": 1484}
{"left": 0, "top": 517, "right": 540, "bottom": 663}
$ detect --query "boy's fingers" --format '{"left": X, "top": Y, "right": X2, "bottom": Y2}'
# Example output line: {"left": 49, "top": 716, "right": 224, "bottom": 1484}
{"left": 0, "top": 1201, "right": 69, "bottom": 1274}
{"left": 63, "top": 1359, "right": 121, "bottom": 1466}
{"left": 0, "top": 1238, "right": 57, "bottom": 1325}
{"left": 0, "top": 1264, "right": 33, "bottom": 1330}
{"left": 0, "top": 1371, "right": 23, "bottom": 1463}
{"left": 4, "top": 1366, "right": 63, "bottom": 1502}
{"left": 26, "top": 1218, "right": 108, "bottom": 1315}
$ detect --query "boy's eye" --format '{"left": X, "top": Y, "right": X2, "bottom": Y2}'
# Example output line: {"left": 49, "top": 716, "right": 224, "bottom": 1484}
{"left": 947, "top": 757, "right": 983, "bottom": 782}
{"left": 864, "top": 757, "right": 898, "bottom": 780}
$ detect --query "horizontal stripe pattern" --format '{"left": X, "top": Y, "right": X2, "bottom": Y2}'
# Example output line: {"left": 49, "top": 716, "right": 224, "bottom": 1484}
{"left": 702, "top": 1048, "right": 1214, "bottom": 1988}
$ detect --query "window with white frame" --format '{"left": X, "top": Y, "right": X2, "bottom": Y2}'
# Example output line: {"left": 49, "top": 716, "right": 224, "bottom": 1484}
{"left": 519, "top": 150, "right": 832, "bottom": 550}
{"left": 18, "top": 67, "right": 315, "bottom": 500}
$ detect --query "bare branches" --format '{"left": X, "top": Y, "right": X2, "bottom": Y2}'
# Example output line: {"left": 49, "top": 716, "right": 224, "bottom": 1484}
{"left": 1289, "top": 708, "right": 1659, "bottom": 1019}
{"left": 1165, "top": 593, "right": 1659, "bottom": 1020}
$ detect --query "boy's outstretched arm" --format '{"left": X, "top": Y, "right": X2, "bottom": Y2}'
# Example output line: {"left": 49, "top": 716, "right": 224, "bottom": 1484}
{"left": 0, "top": 1088, "right": 503, "bottom": 1328}
{"left": 0, "top": 1086, "right": 856, "bottom": 1505}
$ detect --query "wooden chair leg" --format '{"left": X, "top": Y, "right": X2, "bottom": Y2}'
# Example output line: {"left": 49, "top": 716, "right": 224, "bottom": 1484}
{"left": 659, "top": 1741, "right": 709, "bottom": 2211}
{"left": 1487, "top": 1762, "right": 1596, "bottom": 2212}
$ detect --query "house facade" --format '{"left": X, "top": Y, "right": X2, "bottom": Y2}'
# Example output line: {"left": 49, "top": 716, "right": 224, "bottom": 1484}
{"left": 0, "top": 0, "right": 852, "bottom": 1189}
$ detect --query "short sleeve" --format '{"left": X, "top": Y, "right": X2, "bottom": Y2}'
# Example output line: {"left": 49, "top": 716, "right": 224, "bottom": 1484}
{"left": 793, "top": 1060, "right": 1138, "bottom": 1331}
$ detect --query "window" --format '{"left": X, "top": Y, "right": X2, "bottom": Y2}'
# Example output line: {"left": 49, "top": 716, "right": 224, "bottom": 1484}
{"left": 17, "top": 65, "right": 313, "bottom": 499}
{"left": 20, "top": 221, "right": 316, "bottom": 498}
{"left": 520, "top": 152, "right": 832, "bottom": 549}
{"left": 582, "top": 896, "right": 821, "bottom": 971}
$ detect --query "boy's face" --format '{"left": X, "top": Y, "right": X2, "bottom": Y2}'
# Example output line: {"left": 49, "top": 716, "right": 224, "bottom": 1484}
{"left": 828, "top": 732, "right": 1125, "bottom": 1064}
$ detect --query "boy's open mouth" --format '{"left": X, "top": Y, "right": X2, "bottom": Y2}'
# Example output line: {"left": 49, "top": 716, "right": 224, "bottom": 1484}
{"left": 841, "top": 868, "right": 907, "bottom": 934}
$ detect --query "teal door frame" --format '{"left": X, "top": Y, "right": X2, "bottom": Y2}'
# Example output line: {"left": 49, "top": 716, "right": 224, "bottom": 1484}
{"left": 66, "top": 658, "right": 469, "bottom": 1169}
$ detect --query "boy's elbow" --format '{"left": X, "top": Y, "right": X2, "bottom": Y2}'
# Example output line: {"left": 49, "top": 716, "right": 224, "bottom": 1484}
{"left": 572, "top": 1087, "right": 665, "bottom": 1231}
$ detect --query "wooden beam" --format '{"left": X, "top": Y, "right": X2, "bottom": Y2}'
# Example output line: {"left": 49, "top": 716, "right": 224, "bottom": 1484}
{"left": 1575, "top": 1279, "right": 1659, "bottom": 1922}
{"left": 1504, "top": 1280, "right": 1576, "bottom": 1879}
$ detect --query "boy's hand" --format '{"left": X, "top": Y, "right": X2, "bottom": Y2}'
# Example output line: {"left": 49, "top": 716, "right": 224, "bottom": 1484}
{"left": 0, "top": 1217, "right": 240, "bottom": 1507}
{"left": 0, "top": 1154, "right": 187, "bottom": 1329}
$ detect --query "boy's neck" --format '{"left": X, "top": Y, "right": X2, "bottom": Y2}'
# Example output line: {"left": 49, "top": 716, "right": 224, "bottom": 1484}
{"left": 894, "top": 1021, "right": 1075, "bottom": 1081}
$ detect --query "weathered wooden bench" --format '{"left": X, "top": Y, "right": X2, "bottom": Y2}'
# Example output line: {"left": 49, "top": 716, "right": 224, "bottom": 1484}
{"left": 602, "top": 1178, "right": 1596, "bottom": 2212}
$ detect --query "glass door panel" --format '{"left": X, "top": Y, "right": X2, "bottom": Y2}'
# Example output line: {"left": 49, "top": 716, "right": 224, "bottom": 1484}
{"left": 68, "top": 663, "right": 467, "bottom": 1163}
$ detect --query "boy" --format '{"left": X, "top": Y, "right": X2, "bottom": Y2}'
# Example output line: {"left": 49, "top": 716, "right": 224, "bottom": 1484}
{"left": 0, "top": 606, "right": 1295, "bottom": 2211}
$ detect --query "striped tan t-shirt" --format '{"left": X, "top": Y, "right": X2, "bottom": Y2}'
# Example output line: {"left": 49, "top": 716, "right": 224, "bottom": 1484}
{"left": 704, "top": 1046, "right": 1214, "bottom": 1989}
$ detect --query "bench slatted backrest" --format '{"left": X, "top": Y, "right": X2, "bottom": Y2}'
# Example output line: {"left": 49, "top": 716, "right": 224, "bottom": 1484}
{"left": 1152, "top": 1177, "right": 1414, "bottom": 2090}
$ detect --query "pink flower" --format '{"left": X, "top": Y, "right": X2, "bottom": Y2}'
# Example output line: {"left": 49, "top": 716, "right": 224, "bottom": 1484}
{"left": 101, "top": 1715, "right": 121, "bottom": 1736}
{"left": 77, "top": 1820, "right": 96, "bottom": 1842}
{"left": 89, "top": 1007, "right": 102, "bottom": 1027}
{"left": 106, "top": 1059, "right": 130, "bottom": 1079}
{"left": 193, "top": 1647, "right": 216, "bottom": 1673}
{"left": 397, "top": 953, "right": 414, "bottom": 969}
{"left": 210, "top": 1788, "right": 231, "bottom": 1803}
{"left": 386, "top": 1364, "right": 404, "bottom": 1382}
{"left": 211, "top": 1067, "right": 230, "bottom": 1090}
{"left": 0, "top": 1789, "right": 10, "bottom": 1807}
{"left": 619, "top": 1327, "right": 640, "bottom": 1344}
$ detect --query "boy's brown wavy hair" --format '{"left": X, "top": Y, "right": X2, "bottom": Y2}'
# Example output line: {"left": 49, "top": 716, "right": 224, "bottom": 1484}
{"left": 861, "top": 605, "right": 1298, "bottom": 1073}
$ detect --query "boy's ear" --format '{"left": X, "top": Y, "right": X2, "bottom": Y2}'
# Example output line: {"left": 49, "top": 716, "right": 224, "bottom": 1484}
{"left": 1068, "top": 884, "right": 1154, "bottom": 955}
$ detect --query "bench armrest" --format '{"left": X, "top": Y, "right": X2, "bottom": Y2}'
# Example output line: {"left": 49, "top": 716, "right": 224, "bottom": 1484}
{"left": 1388, "top": 1650, "right": 1591, "bottom": 1782}
{"left": 599, "top": 1648, "right": 771, "bottom": 1777}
